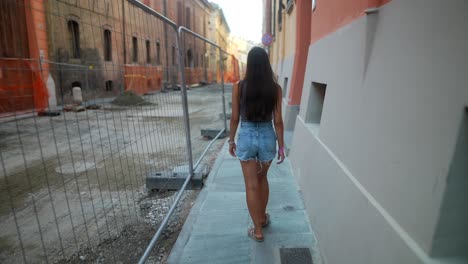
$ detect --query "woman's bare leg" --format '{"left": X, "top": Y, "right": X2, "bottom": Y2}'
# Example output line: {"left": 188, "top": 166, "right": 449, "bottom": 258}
{"left": 241, "top": 160, "right": 264, "bottom": 239}
{"left": 257, "top": 161, "right": 272, "bottom": 224}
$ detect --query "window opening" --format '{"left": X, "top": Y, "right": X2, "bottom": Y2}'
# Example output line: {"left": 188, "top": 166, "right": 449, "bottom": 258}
{"left": 104, "top": 29, "right": 112, "bottom": 61}
{"left": 187, "top": 49, "right": 193, "bottom": 68}
{"left": 146, "top": 40, "right": 151, "bottom": 64}
{"left": 283, "top": 77, "right": 288, "bottom": 98}
{"left": 132, "top": 37, "right": 138, "bottom": 63}
{"left": 156, "top": 42, "right": 161, "bottom": 64}
{"left": 305, "top": 82, "right": 327, "bottom": 124}
{"left": 105, "top": 80, "right": 113, "bottom": 91}
{"left": 68, "top": 20, "right": 80, "bottom": 58}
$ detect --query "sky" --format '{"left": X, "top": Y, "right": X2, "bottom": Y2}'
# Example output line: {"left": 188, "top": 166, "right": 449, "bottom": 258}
{"left": 210, "top": 0, "right": 263, "bottom": 43}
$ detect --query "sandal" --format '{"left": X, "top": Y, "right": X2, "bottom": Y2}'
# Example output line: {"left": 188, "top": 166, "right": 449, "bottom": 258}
{"left": 262, "top": 213, "right": 270, "bottom": 228}
{"left": 248, "top": 226, "right": 264, "bottom": 242}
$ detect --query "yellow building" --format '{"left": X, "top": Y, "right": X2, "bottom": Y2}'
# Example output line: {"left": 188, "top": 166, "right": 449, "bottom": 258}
{"left": 228, "top": 36, "right": 255, "bottom": 78}
{"left": 207, "top": 2, "right": 230, "bottom": 83}
{"left": 263, "top": 0, "right": 298, "bottom": 130}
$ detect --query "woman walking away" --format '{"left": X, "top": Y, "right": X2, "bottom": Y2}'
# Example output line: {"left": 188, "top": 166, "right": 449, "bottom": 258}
{"left": 228, "top": 47, "right": 285, "bottom": 242}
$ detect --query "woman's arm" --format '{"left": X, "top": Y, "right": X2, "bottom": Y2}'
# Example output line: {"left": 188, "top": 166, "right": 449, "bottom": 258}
{"left": 274, "top": 86, "right": 285, "bottom": 163}
{"left": 228, "top": 81, "right": 241, "bottom": 157}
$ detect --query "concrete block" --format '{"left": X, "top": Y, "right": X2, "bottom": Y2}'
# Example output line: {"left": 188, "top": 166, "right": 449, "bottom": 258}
{"left": 146, "top": 163, "right": 209, "bottom": 191}
{"left": 201, "top": 129, "right": 227, "bottom": 139}
{"left": 38, "top": 110, "right": 61, "bottom": 117}
{"left": 63, "top": 105, "right": 85, "bottom": 112}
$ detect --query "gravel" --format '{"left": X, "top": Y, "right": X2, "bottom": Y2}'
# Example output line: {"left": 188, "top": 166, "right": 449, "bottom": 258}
{"left": 55, "top": 140, "right": 224, "bottom": 264}
{"left": 111, "top": 91, "right": 154, "bottom": 106}
{"left": 55, "top": 189, "right": 199, "bottom": 264}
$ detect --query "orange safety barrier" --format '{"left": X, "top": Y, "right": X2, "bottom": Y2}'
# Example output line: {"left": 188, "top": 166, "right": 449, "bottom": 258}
{"left": 225, "top": 55, "right": 240, "bottom": 83}
{"left": 124, "top": 65, "right": 163, "bottom": 95}
{"left": 0, "top": 59, "right": 49, "bottom": 116}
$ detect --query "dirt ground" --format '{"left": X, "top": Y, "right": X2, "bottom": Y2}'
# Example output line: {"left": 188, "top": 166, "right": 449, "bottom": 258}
{"left": 0, "top": 84, "right": 232, "bottom": 263}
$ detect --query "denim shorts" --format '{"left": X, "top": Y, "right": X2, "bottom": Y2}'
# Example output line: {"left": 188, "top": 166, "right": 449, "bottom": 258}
{"left": 236, "top": 121, "right": 277, "bottom": 162}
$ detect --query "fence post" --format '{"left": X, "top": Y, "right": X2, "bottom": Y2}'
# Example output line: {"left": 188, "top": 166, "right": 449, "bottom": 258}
{"left": 139, "top": 23, "right": 235, "bottom": 263}
{"left": 176, "top": 29, "right": 195, "bottom": 178}
{"left": 219, "top": 48, "right": 227, "bottom": 133}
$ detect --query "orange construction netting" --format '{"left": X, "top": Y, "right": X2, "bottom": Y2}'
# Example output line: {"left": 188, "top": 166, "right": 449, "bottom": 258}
{"left": 0, "top": 59, "right": 48, "bottom": 116}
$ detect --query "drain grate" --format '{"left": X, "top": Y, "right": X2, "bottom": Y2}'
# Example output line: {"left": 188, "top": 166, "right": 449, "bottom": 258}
{"left": 280, "top": 248, "right": 313, "bottom": 264}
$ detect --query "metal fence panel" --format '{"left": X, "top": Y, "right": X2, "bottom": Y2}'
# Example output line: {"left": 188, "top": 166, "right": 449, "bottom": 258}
{"left": 0, "top": 0, "right": 238, "bottom": 263}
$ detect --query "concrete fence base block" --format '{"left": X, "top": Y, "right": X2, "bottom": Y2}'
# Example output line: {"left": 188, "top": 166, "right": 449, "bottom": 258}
{"left": 201, "top": 129, "right": 228, "bottom": 139}
{"left": 38, "top": 110, "right": 61, "bottom": 117}
{"left": 145, "top": 163, "right": 210, "bottom": 191}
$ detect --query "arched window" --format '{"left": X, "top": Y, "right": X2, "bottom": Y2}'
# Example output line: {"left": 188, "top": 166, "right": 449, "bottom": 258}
{"left": 156, "top": 42, "right": 161, "bottom": 64}
{"left": 71, "top": 81, "right": 81, "bottom": 88}
{"left": 185, "top": 7, "right": 191, "bottom": 29}
{"left": 105, "top": 80, "right": 113, "bottom": 91}
{"left": 187, "top": 49, "right": 193, "bottom": 68}
{"left": 146, "top": 40, "right": 151, "bottom": 64}
{"left": 103, "top": 29, "right": 112, "bottom": 61}
{"left": 132, "top": 37, "right": 138, "bottom": 63}
{"left": 68, "top": 20, "right": 80, "bottom": 58}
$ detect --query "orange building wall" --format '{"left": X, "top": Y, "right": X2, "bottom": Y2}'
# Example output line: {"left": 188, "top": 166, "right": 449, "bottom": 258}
{"left": 28, "top": 0, "right": 50, "bottom": 111}
{"left": 0, "top": 0, "right": 49, "bottom": 116}
{"left": 124, "top": 65, "right": 163, "bottom": 94}
{"left": 288, "top": 0, "right": 311, "bottom": 106}
{"left": 287, "top": 0, "right": 392, "bottom": 107}
{"left": 310, "top": 0, "right": 391, "bottom": 45}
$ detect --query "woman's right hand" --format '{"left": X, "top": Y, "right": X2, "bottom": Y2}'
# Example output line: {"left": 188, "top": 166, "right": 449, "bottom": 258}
{"left": 228, "top": 142, "right": 237, "bottom": 157}
{"left": 277, "top": 146, "right": 285, "bottom": 164}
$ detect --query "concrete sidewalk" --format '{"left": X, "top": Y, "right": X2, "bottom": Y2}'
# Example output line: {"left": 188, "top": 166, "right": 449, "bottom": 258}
{"left": 168, "top": 142, "right": 322, "bottom": 264}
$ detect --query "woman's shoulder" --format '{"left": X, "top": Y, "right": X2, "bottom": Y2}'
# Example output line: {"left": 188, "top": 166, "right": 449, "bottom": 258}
{"left": 235, "top": 80, "right": 244, "bottom": 90}
{"left": 233, "top": 80, "right": 243, "bottom": 96}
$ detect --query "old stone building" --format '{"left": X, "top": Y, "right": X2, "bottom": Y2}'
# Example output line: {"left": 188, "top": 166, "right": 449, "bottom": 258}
{"left": 44, "top": 0, "right": 215, "bottom": 105}
{"left": 0, "top": 0, "right": 235, "bottom": 113}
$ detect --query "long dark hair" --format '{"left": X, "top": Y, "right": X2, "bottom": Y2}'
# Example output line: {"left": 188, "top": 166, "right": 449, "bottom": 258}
{"left": 242, "top": 47, "right": 279, "bottom": 121}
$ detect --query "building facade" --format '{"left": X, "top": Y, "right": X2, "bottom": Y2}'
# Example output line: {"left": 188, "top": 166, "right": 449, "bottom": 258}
{"left": 263, "top": 0, "right": 299, "bottom": 131}
{"left": 207, "top": 2, "right": 231, "bottom": 83}
{"left": 45, "top": 0, "right": 215, "bottom": 105}
{"left": 228, "top": 36, "right": 256, "bottom": 78}
{"left": 0, "top": 0, "right": 237, "bottom": 114}
{"left": 264, "top": 0, "right": 468, "bottom": 263}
